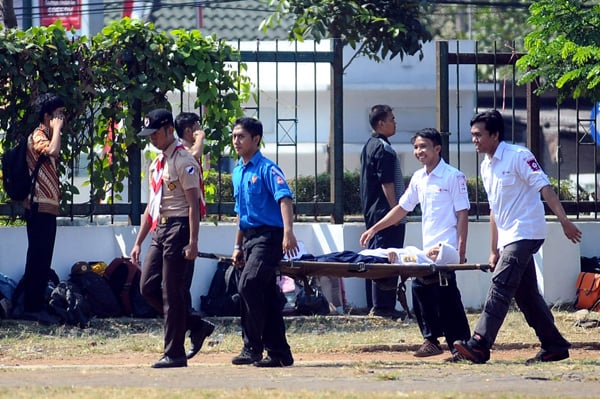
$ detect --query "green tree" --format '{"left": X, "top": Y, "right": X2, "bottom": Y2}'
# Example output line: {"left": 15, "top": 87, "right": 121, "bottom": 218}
{"left": 260, "top": 0, "right": 432, "bottom": 70}
{"left": 87, "top": 20, "right": 250, "bottom": 204}
{"left": 425, "top": 0, "right": 530, "bottom": 49}
{"left": 517, "top": 0, "right": 600, "bottom": 101}
{"left": 0, "top": 20, "right": 250, "bottom": 211}
{"left": 0, "top": 22, "right": 93, "bottom": 204}
{"left": 423, "top": 0, "right": 531, "bottom": 82}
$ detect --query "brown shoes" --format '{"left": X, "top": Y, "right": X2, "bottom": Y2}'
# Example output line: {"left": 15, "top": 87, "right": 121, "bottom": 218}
{"left": 414, "top": 340, "right": 443, "bottom": 357}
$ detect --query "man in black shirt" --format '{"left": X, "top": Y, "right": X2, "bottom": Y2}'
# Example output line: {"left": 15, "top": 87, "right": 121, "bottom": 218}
{"left": 359, "top": 104, "right": 406, "bottom": 320}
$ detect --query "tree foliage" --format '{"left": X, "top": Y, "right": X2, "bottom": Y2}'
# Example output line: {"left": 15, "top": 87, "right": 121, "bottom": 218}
{"left": 422, "top": 0, "right": 530, "bottom": 83}
{"left": 424, "top": 0, "right": 530, "bottom": 50}
{"left": 0, "top": 22, "right": 92, "bottom": 204}
{"left": 260, "top": 0, "right": 432, "bottom": 70}
{"left": 516, "top": 0, "right": 600, "bottom": 101}
{"left": 0, "top": 19, "right": 250, "bottom": 207}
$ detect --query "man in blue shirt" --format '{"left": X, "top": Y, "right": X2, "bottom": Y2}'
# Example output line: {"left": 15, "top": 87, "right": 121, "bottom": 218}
{"left": 230, "top": 117, "right": 299, "bottom": 367}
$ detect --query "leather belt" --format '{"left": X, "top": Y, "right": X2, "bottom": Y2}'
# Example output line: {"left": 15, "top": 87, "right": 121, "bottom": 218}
{"left": 159, "top": 216, "right": 188, "bottom": 225}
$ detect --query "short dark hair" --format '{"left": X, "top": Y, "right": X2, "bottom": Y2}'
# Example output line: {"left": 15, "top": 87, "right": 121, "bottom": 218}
{"left": 234, "top": 117, "right": 263, "bottom": 138}
{"left": 35, "top": 93, "right": 65, "bottom": 123}
{"left": 411, "top": 127, "right": 442, "bottom": 147}
{"left": 470, "top": 109, "right": 505, "bottom": 141}
{"left": 368, "top": 104, "right": 393, "bottom": 130}
{"left": 174, "top": 112, "right": 200, "bottom": 136}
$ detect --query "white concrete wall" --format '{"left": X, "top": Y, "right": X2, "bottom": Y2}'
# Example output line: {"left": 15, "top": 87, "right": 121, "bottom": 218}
{"left": 0, "top": 221, "right": 588, "bottom": 312}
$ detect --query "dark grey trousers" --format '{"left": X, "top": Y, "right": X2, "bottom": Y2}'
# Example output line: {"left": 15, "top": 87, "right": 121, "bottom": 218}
{"left": 474, "top": 239, "right": 571, "bottom": 352}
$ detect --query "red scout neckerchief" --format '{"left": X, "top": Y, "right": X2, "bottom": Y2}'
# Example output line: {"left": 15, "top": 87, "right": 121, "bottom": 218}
{"left": 147, "top": 144, "right": 185, "bottom": 231}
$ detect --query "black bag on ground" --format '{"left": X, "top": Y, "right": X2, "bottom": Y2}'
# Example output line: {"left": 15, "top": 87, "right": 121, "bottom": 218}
{"left": 48, "top": 281, "right": 92, "bottom": 328}
{"left": 104, "top": 257, "right": 157, "bottom": 318}
{"left": 68, "top": 261, "right": 122, "bottom": 318}
{"left": 581, "top": 256, "right": 600, "bottom": 274}
{"left": 11, "top": 268, "right": 60, "bottom": 319}
{"left": 200, "top": 261, "right": 241, "bottom": 317}
{"left": 295, "top": 276, "right": 330, "bottom": 316}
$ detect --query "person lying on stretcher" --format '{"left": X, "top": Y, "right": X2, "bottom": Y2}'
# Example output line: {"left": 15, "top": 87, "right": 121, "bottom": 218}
{"left": 359, "top": 242, "right": 459, "bottom": 266}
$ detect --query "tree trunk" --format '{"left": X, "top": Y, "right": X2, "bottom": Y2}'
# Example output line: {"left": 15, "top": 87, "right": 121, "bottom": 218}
{"left": 1, "top": 0, "right": 18, "bottom": 28}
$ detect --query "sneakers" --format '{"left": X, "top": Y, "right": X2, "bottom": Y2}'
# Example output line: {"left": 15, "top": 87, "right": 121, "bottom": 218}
{"left": 253, "top": 354, "right": 294, "bottom": 368}
{"left": 525, "top": 349, "right": 569, "bottom": 365}
{"left": 453, "top": 339, "right": 490, "bottom": 364}
{"left": 414, "top": 340, "right": 444, "bottom": 357}
{"left": 444, "top": 352, "right": 468, "bottom": 363}
{"left": 232, "top": 348, "right": 262, "bottom": 365}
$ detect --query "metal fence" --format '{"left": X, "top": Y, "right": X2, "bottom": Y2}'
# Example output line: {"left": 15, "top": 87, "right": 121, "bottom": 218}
{"left": 2, "top": 39, "right": 597, "bottom": 224}
{"left": 437, "top": 41, "right": 599, "bottom": 220}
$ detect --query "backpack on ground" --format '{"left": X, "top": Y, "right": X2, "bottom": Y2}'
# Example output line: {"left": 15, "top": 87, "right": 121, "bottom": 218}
{"left": 68, "top": 261, "right": 122, "bottom": 318}
{"left": 104, "top": 257, "right": 157, "bottom": 318}
{"left": 11, "top": 268, "right": 60, "bottom": 320}
{"left": 48, "top": 280, "right": 92, "bottom": 328}
{"left": 0, "top": 273, "right": 17, "bottom": 318}
{"left": 200, "top": 261, "right": 241, "bottom": 317}
{"left": 574, "top": 272, "right": 600, "bottom": 312}
{"left": 1, "top": 135, "right": 46, "bottom": 202}
{"left": 295, "top": 276, "right": 330, "bottom": 316}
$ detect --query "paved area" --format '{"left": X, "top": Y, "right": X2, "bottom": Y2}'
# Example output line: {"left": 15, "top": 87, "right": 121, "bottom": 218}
{"left": 1, "top": 349, "right": 599, "bottom": 397}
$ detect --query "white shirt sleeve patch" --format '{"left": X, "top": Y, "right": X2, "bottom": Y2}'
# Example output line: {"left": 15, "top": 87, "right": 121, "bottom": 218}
{"left": 458, "top": 174, "right": 468, "bottom": 193}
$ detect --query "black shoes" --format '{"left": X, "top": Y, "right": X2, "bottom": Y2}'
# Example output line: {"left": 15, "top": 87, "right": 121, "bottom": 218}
{"left": 232, "top": 348, "right": 263, "bottom": 365}
{"left": 525, "top": 349, "right": 569, "bottom": 365}
{"left": 453, "top": 339, "right": 491, "bottom": 364}
{"left": 253, "top": 354, "right": 294, "bottom": 368}
{"left": 368, "top": 308, "right": 407, "bottom": 321}
{"left": 186, "top": 320, "right": 216, "bottom": 360}
{"left": 152, "top": 355, "right": 187, "bottom": 368}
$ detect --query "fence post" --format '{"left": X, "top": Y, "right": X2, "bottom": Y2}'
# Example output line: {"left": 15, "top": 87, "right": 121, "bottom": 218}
{"left": 526, "top": 81, "right": 541, "bottom": 161}
{"left": 330, "top": 38, "right": 344, "bottom": 224}
{"left": 129, "top": 104, "right": 142, "bottom": 226}
{"left": 436, "top": 41, "right": 450, "bottom": 163}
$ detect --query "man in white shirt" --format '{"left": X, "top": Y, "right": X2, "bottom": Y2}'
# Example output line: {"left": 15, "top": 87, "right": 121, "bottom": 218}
{"left": 360, "top": 128, "right": 471, "bottom": 361}
{"left": 454, "top": 109, "right": 582, "bottom": 365}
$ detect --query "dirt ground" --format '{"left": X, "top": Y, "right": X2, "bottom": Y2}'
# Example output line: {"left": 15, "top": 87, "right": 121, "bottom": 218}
{"left": 1, "top": 346, "right": 599, "bottom": 397}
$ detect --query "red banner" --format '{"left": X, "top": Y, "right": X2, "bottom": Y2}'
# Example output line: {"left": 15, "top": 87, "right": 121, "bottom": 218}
{"left": 39, "top": 0, "right": 82, "bottom": 30}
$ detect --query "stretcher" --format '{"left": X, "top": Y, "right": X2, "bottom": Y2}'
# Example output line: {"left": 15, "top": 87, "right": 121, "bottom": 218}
{"left": 197, "top": 251, "right": 491, "bottom": 281}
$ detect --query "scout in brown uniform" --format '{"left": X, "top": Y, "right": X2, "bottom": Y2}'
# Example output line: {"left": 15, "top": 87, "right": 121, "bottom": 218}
{"left": 130, "top": 109, "right": 204, "bottom": 368}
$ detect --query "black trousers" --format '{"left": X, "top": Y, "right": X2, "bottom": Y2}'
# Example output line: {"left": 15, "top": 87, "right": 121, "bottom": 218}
{"left": 411, "top": 272, "right": 471, "bottom": 352}
{"left": 140, "top": 219, "right": 195, "bottom": 359}
{"left": 21, "top": 206, "right": 57, "bottom": 312}
{"left": 238, "top": 227, "right": 291, "bottom": 357}
{"left": 366, "top": 223, "right": 406, "bottom": 310}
